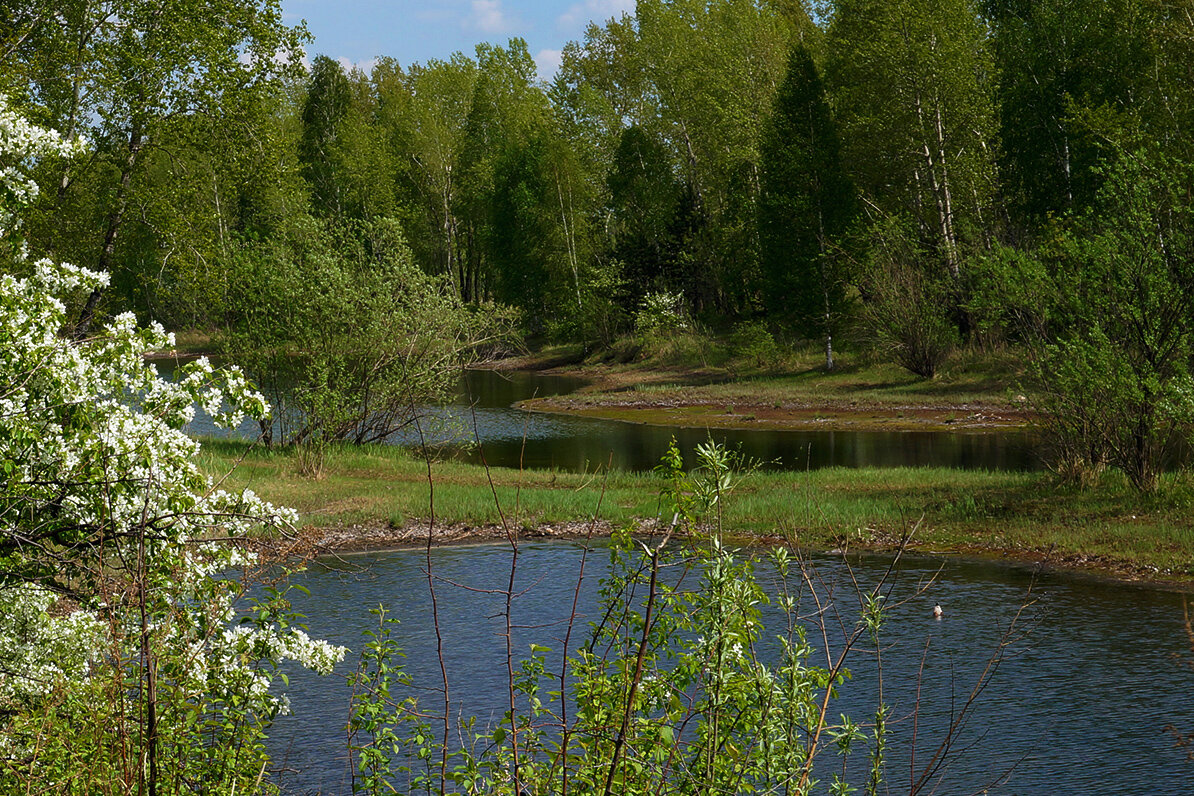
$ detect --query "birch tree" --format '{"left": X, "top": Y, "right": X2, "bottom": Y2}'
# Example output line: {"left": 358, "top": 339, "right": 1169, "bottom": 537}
{"left": 375, "top": 55, "right": 478, "bottom": 296}
{"left": 2, "top": 0, "right": 306, "bottom": 335}
{"left": 827, "top": 0, "right": 998, "bottom": 280}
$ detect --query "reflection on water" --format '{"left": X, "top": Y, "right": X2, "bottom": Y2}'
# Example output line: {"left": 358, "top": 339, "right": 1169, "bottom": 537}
{"left": 409, "top": 370, "right": 1041, "bottom": 473}
{"left": 442, "top": 413, "right": 1038, "bottom": 473}
{"left": 173, "top": 364, "right": 1039, "bottom": 473}
{"left": 267, "top": 544, "right": 1194, "bottom": 795}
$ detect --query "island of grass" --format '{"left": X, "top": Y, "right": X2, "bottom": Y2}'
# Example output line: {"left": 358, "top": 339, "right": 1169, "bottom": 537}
{"left": 500, "top": 343, "right": 1032, "bottom": 433}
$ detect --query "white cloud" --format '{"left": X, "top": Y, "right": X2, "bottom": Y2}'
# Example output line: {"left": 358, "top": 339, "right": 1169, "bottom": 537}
{"left": 557, "top": 0, "right": 636, "bottom": 32}
{"left": 337, "top": 56, "right": 379, "bottom": 74}
{"left": 277, "top": 46, "right": 312, "bottom": 71}
{"left": 534, "top": 48, "right": 563, "bottom": 81}
{"left": 470, "top": 0, "right": 509, "bottom": 34}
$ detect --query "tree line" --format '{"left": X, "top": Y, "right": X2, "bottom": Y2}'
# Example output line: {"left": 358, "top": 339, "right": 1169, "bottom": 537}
{"left": 0, "top": 98, "right": 956, "bottom": 794}
{"left": 4, "top": 0, "right": 1194, "bottom": 488}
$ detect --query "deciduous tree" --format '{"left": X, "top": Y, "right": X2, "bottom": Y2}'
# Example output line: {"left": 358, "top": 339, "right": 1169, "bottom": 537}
{"left": 0, "top": 93, "right": 344, "bottom": 795}
{"left": 2, "top": 0, "right": 305, "bottom": 334}
{"left": 985, "top": 0, "right": 1150, "bottom": 227}
{"left": 375, "top": 54, "right": 478, "bottom": 296}
{"left": 827, "top": 0, "right": 998, "bottom": 280}
{"left": 1001, "top": 150, "right": 1194, "bottom": 490}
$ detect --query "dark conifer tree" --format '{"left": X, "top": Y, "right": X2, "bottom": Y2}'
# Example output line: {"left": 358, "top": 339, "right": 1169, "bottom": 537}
{"left": 759, "top": 44, "right": 857, "bottom": 369}
{"left": 489, "top": 132, "right": 553, "bottom": 320}
{"left": 606, "top": 125, "right": 684, "bottom": 309}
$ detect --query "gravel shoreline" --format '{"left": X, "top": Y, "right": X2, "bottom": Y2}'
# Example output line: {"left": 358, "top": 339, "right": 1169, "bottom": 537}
{"left": 250, "top": 518, "right": 653, "bottom": 561}
{"left": 242, "top": 519, "right": 1192, "bottom": 591}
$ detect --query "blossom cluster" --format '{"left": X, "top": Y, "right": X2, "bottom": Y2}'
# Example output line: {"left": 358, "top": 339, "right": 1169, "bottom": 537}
{"left": 0, "top": 584, "right": 105, "bottom": 706}
{"left": 0, "top": 95, "right": 345, "bottom": 761}
{"left": 0, "top": 95, "right": 87, "bottom": 235}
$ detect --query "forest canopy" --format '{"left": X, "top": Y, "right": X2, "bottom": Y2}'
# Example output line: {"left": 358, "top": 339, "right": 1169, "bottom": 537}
{"left": 4, "top": 0, "right": 1194, "bottom": 487}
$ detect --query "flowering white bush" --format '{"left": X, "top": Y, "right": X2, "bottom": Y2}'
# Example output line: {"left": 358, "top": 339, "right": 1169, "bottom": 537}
{"left": 634, "top": 290, "right": 690, "bottom": 336}
{"left": 0, "top": 99, "right": 87, "bottom": 237}
{"left": 0, "top": 584, "right": 105, "bottom": 705}
{"left": 0, "top": 94, "right": 345, "bottom": 793}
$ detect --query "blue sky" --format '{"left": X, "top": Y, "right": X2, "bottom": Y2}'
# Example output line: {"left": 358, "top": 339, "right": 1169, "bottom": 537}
{"left": 280, "top": 0, "right": 636, "bottom": 80}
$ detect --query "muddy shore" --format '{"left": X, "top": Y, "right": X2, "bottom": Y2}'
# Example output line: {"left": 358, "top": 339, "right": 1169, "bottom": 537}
{"left": 245, "top": 517, "right": 1191, "bottom": 592}
{"left": 482, "top": 355, "right": 1033, "bottom": 433}
{"left": 519, "top": 393, "right": 1031, "bottom": 432}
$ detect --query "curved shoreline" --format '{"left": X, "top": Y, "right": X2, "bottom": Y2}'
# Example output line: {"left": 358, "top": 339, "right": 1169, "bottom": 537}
{"left": 518, "top": 394, "right": 1031, "bottom": 433}
{"left": 195, "top": 356, "right": 1188, "bottom": 592}
{"left": 478, "top": 357, "right": 1033, "bottom": 434}
{"left": 256, "top": 518, "right": 1193, "bottom": 592}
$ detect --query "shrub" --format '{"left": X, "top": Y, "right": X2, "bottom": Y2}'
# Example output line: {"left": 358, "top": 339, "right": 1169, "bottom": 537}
{"left": 729, "top": 320, "right": 781, "bottom": 369}
{"left": 634, "top": 290, "right": 689, "bottom": 338}
{"left": 0, "top": 95, "right": 345, "bottom": 794}
{"left": 992, "top": 150, "right": 1194, "bottom": 490}
{"left": 866, "top": 263, "right": 957, "bottom": 378}
{"left": 220, "top": 216, "right": 503, "bottom": 448}
{"left": 861, "top": 217, "right": 958, "bottom": 378}
{"left": 346, "top": 441, "right": 895, "bottom": 795}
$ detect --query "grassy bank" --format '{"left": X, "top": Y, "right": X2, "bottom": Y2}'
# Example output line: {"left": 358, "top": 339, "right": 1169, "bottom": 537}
{"left": 200, "top": 439, "right": 1194, "bottom": 585}
{"left": 507, "top": 344, "right": 1032, "bottom": 432}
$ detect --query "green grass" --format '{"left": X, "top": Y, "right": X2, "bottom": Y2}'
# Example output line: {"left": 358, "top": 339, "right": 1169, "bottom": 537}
{"left": 518, "top": 344, "right": 1033, "bottom": 437}
{"left": 603, "top": 355, "right": 1021, "bottom": 407}
{"left": 199, "top": 439, "right": 662, "bottom": 528}
{"left": 200, "top": 438, "right": 1194, "bottom": 583}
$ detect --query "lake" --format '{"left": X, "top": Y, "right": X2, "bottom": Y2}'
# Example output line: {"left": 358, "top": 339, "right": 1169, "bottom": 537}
{"left": 178, "top": 366, "right": 1188, "bottom": 793}
{"left": 266, "top": 543, "right": 1194, "bottom": 795}
{"left": 178, "top": 365, "right": 1039, "bottom": 473}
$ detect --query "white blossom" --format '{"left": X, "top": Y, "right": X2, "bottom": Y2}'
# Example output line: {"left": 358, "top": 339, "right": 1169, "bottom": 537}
{"left": 0, "top": 95, "right": 341, "bottom": 762}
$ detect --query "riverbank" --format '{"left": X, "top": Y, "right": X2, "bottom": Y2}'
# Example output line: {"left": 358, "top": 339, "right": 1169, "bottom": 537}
{"left": 201, "top": 439, "right": 1194, "bottom": 588}
{"left": 152, "top": 336, "right": 1031, "bottom": 432}
{"left": 491, "top": 345, "right": 1032, "bottom": 433}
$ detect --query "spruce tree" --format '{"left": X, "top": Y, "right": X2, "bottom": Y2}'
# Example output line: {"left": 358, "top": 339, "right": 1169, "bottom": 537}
{"left": 759, "top": 44, "right": 856, "bottom": 369}
{"left": 299, "top": 56, "right": 353, "bottom": 218}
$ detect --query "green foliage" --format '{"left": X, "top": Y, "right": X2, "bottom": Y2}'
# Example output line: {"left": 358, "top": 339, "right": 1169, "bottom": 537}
{"left": 4, "top": 0, "right": 306, "bottom": 330}
{"left": 730, "top": 320, "right": 781, "bottom": 369}
{"left": 347, "top": 441, "right": 892, "bottom": 795}
{"left": 220, "top": 216, "right": 509, "bottom": 454}
{"left": 606, "top": 125, "right": 687, "bottom": 308}
{"left": 0, "top": 100, "right": 344, "bottom": 794}
{"left": 636, "top": 0, "right": 795, "bottom": 317}
{"left": 347, "top": 607, "right": 417, "bottom": 794}
{"left": 759, "top": 43, "right": 857, "bottom": 368}
{"left": 456, "top": 38, "right": 550, "bottom": 299}
{"left": 100, "top": 93, "right": 308, "bottom": 328}
{"left": 861, "top": 216, "right": 958, "bottom": 378}
{"left": 556, "top": 0, "right": 802, "bottom": 321}
{"left": 488, "top": 127, "right": 614, "bottom": 344}
{"left": 299, "top": 56, "right": 355, "bottom": 218}
{"left": 995, "top": 149, "right": 1194, "bottom": 490}
{"left": 827, "top": 0, "right": 998, "bottom": 277}
{"left": 374, "top": 54, "right": 479, "bottom": 295}
{"left": 985, "top": 0, "right": 1151, "bottom": 225}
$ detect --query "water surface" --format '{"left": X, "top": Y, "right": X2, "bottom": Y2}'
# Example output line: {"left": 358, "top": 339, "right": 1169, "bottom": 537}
{"left": 175, "top": 365, "right": 1038, "bottom": 473}
{"left": 267, "top": 544, "right": 1194, "bottom": 795}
